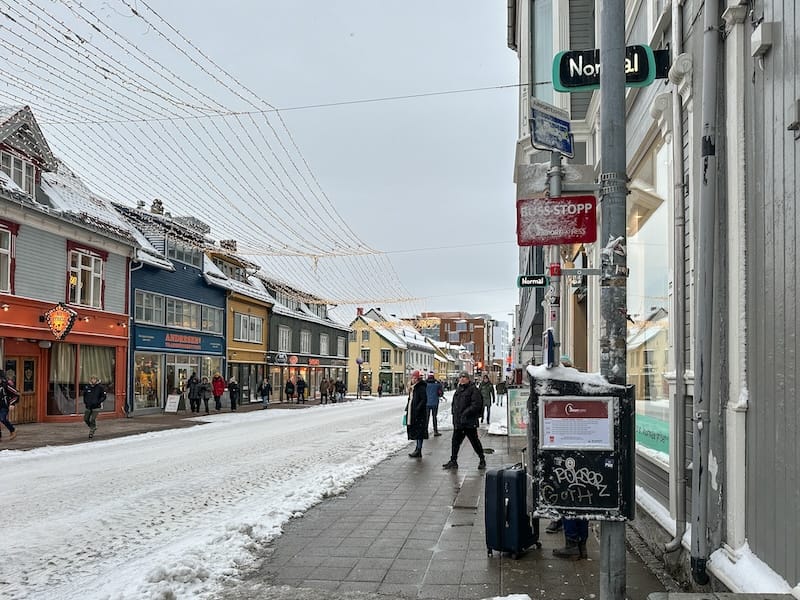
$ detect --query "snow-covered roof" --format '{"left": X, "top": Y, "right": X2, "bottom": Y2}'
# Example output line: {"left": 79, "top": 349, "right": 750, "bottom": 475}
{"left": 202, "top": 256, "right": 274, "bottom": 305}
{"left": 0, "top": 169, "right": 23, "bottom": 194}
{"left": 627, "top": 325, "right": 665, "bottom": 350}
{"left": 38, "top": 161, "right": 138, "bottom": 247}
{"left": 359, "top": 315, "right": 407, "bottom": 349}
{"left": 0, "top": 105, "right": 56, "bottom": 171}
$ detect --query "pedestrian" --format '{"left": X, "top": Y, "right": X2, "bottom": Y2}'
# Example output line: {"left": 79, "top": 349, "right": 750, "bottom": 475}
{"left": 553, "top": 519, "right": 588, "bottom": 559}
{"left": 259, "top": 378, "right": 272, "bottom": 409}
{"left": 442, "top": 371, "right": 486, "bottom": 470}
{"left": 479, "top": 374, "right": 495, "bottom": 424}
{"left": 377, "top": 382, "right": 383, "bottom": 398}
{"left": 83, "top": 375, "right": 107, "bottom": 440}
{"left": 228, "top": 377, "right": 240, "bottom": 411}
{"left": 334, "top": 379, "right": 345, "bottom": 402}
{"left": 211, "top": 372, "right": 225, "bottom": 411}
{"left": 186, "top": 371, "right": 201, "bottom": 413}
{"left": 296, "top": 376, "right": 306, "bottom": 403}
{"left": 425, "top": 371, "right": 443, "bottom": 436}
{"left": 284, "top": 378, "right": 295, "bottom": 403}
{"left": 320, "top": 378, "right": 328, "bottom": 404}
{"left": 0, "top": 369, "right": 20, "bottom": 441}
{"left": 405, "top": 370, "right": 429, "bottom": 458}
{"left": 199, "top": 376, "right": 212, "bottom": 414}
{"left": 495, "top": 378, "right": 507, "bottom": 406}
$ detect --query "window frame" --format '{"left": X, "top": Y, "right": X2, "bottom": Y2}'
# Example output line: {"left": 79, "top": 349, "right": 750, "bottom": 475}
{"left": 134, "top": 290, "right": 165, "bottom": 325}
{"left": 320, "top": 333, "right": 329, "bottom": 356}
{"left": 337, "top": 336, "right": 346, "bottom": 357}
{"left": 234, "top": 312, "right": 263, "bottom": 343}
{"left": 278, "top": 326, "right": 292, "bottom": 352}
{"left": 300, "top": 329, "right": 311, "bottom": 354}
{"left": 0, "top": 219, "right": 19, "bottom": 294}
{"left": 0, "top": 151, "right": 35, "bottom": 196}
{"left": 66, "top": 242, "right": 107, "bottom": 309}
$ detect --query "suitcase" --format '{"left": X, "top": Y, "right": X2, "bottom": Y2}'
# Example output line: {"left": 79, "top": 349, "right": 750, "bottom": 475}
{"left": 484, "top": 464, "right": 541, "bottom": 558}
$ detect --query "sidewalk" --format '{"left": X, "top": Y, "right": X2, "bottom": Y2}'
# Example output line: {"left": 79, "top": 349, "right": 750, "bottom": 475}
{"left": 220, "top": 422, "right": 672, "bottom": 600}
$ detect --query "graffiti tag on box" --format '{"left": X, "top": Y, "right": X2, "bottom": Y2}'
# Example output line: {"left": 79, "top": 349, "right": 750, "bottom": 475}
{"left": 537, "top": 452, "right": 618, "bottom": 510}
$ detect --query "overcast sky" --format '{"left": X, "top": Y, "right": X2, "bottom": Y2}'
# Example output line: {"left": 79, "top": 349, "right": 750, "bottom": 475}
{"left": 2, "top": 1, "right": 521, "bottom": 323}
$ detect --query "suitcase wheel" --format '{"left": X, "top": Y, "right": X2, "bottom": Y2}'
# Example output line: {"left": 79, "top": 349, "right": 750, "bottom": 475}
{"left": 510, "top": 552, "right": 519, "bottom": 560}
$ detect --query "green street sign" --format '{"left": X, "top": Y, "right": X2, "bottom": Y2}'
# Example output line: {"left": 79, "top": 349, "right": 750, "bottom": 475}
{"left": 553, "top": 44, "right": 656, "bottom": 92}
{"left": 518, "top": 274, "right": 549, "bottom": 288}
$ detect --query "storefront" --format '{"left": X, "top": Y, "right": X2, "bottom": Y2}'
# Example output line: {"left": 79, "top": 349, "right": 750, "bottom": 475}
{"left": 267, "top": 352, "right": 347, "bottom": 402}
{"left": 131, "top": 325, "right": 224, "bottom": 412}
{"left": 0, "top": 297, "right": 128, "bottom": 423}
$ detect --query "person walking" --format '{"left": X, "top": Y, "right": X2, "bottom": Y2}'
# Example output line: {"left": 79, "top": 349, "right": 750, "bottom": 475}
{"left": 228, "top": 377, "right": 240, "bottom": 411}
{"left": 377, "top": 382, "right": 383, "bottom": 398}
{"left": 83, "top": 375, "right": 107, "bottom": 440}
{"left": 186, "top": 372, "right": 201, "bottom": 414}
{"left": 296, "top": 376, "right": 307, "bottom": 403}
{"left": 405, "top": 370, "right": 429, "bottom": 458}
{"left": 259, "top": 378, "right": 272, "bottom": 409}
{"left": 0, "top": 369, "right": 20, "bottom": 441}
{"left": 334, "top": 379, "right": 345, "bottom": 402}
{"left": 495, "top": 378, "right": 507, "bottom": 407}
{"left": 211, "top": 372, "right": 225, "bottom": 411}
{"left": 198, "top": 376, "right": 212, "bottom": 414}
{"left": 479, "top": 374, "right": 495, "bottom": 425}
{"left": 425, "top": 372, "right": 443, "bottom": 436}
{"left": 320, "top": 378, "right": 329, "bottom": 404}
{"left": 284, "top": 378, "right": 295, "bottom": 403}
{"left": 442, "top": 371, "right": 486, "bottom": 470}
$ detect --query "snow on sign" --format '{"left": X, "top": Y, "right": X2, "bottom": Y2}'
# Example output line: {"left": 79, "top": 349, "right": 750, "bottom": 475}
{"left": 516, "top": 195, "right": 597, "bottom": 246}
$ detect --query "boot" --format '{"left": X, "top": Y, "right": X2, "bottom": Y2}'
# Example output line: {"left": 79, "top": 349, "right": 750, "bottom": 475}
{"left": 434, "top": 431, "right": 442, "bottom": 436}
{"left": 408, "top": 449, "right": 422, "bottom": 458}
{"left": 478, "top": 457, "right": 486, "bottom": 469}
{"left": 442, "top": 459, "right": 458, "bottom": 470}
{"left": 9, "top": 430, "right": 17, "bottom": 441}
{"left": 552, "top": 539, "right": 587, "bottom": 559}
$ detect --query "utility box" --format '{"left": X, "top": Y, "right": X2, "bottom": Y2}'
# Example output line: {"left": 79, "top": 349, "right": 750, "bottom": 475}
{"left": 527, "top": 369, "right": 635, "bottom": 521}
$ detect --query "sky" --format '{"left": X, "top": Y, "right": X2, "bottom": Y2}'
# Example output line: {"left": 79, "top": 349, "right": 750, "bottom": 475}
{"left": 0, "top": 1, "right": 522, "bottom": 324}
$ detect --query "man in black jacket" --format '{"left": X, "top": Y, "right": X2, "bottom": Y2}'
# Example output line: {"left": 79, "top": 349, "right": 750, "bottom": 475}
{"left": 83, "top": 375, "right": 107, "bottom": 439}
{"left": 442, "top": 371, "right": 486, "bottom": 470}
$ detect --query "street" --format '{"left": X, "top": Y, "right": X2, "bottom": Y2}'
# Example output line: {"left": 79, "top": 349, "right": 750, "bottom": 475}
{"left": 1, "top": 396, "right": 413, "bottom": 599}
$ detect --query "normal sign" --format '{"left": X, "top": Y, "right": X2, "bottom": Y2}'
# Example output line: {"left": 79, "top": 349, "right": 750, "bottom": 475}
{"left": 516, "top": 195, "right": 597, "bottom": 246}
{"left": 553, "top": 44, "right": 656, "bottom": 92}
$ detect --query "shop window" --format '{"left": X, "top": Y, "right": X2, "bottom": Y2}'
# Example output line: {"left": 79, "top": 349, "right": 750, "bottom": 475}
{"left": 68, "top": 247, "right": 105, "bottom": 308}
{"left": 134, "top": 352, "right": 161, "bottom": 410}
{"left": 47, "top": 343, "right": 115, "bottom": 415}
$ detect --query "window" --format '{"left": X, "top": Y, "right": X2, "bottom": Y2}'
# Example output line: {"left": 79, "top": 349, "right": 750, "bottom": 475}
{"left": 213, "top": 258, "right": 248, "bottom": 283}
{"left": 348, "top": 331, "right": 356, "bottom": 342}
{"left": 68, "top": 249, "right": 104, "bottom": 308}
{"left": 0, "top": 223, "right": 15, "bottom": 293}
{"left": 337, "top": 336, "right": 346, "bottom": 357}
{"left": 167, "top": 238, "right": 202, "bottom": 268}
{"left": 135, "top": 290, "right": 164, "bottom": 325}
{"left": 300, "top": 330, "right": 311, "bottom": 353}
{"left": 361, "top": 349, "right": 370, "bottom": 364}
{"left": 320, "top": 334, "right": 329, "bottom": 356}
{"left": 275, "top": 291, "right": 299, "bottom": 311}
{"left": 234, "top": 313, "right": 263, "bottom": 343}
{"left": 166, "top": 298, "right": 201, "bottom": 330}
{"left": 361, "top": 330, "right": 370, "bottom": 342}
{"left": 202, "top": 306, "right": 223, "bottom": 335}
{"left": 0, "top": 151, "right": 35, "bottom": 196}
{"left": 532, "top": 0, "right": 554, "bottom": 103}
{"left": 278, "top": 326, "right": 291, "bottom": 352}
{"left": 381, "top": 349, "right": 390, "bottom": 364}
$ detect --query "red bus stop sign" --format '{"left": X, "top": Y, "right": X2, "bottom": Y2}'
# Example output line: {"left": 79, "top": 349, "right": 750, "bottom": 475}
{"left": 516, "top": 195, "right": 597, "bottom": 246}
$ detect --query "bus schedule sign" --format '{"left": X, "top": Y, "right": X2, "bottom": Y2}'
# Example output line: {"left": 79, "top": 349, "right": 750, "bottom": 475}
{"left": 516, "top": 195, "right": 597, "bottom": 246}
{"left": 553, "top": 44, "right": 656, "bottom": 92}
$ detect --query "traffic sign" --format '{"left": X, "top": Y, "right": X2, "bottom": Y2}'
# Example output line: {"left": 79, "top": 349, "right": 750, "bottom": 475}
{"left": 518, "top": 274, "right": 549, "bottom": 287}
{"left": 516, "top": 195, "right": 598, "bottom": 246}
{"left": 553, "top": 44, "right": 656, "bottom": 92}
{"left": 561, "top": 268, "right": 601, "bottom": 276}
{"left": 529, "top": 99, "right": 574, "bottom": 157}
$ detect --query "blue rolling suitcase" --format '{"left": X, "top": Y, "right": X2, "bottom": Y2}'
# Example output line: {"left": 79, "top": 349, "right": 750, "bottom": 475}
{"left": 484, "top": 464, "right": 540, "bottom": 558}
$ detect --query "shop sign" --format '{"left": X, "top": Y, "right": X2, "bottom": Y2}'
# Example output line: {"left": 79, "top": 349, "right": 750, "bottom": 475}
{"left": 275, "top": 352, "right": 287, "bottom": 364}
{"left": 44, "top": 302, "right": 78, "bottom": 340}
{"left": 553, "top": 44, "right": 656, "bottom": 92}
{"left": 516, "top": 195, "right": 597, "bottom": 246}
{"left": 135, "top": 326, "right": 223, "bottom": 354}
{"left": 308, "top": 358, "right": 320, "bottom": 366}
{"left": 288, "top": 355, "right": 298, "bottom": 365}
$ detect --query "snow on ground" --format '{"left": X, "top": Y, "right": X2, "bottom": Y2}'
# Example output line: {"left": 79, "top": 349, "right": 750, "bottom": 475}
{"left": 0, "top": 392, "right": 509, "bottom": 600}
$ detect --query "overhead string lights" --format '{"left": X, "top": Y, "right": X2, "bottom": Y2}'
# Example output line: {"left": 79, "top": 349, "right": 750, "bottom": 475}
{"left": 0, "top": 0, "right": 417, "bottom": 310}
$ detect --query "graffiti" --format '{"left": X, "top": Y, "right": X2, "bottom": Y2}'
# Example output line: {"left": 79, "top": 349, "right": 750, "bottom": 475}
{"left": 541, "top": 457, "right": 610, "bottom": 504}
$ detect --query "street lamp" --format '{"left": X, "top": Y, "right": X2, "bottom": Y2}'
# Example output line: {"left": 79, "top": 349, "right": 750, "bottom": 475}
{"left": 355, "top": 357, "right": 363, "bottom": 399}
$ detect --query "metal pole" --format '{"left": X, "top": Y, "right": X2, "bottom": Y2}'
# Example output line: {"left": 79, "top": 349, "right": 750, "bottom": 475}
{"left": 599, "top": 0, "right": 628, "bottom": 599}
{"left": 548, "top": 150, "right": 563, "bottom": 366}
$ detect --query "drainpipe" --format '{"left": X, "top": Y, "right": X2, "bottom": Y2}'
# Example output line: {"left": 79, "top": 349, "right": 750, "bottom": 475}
{"left": 691, "top": 0, "right": 721, "bottom": 585}
{"left": 665, "top": 0, "right": 687, "bottom": 555}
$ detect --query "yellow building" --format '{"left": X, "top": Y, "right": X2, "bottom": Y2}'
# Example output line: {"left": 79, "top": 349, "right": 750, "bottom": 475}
{"left": 348, "top": 310, "right": 407, "bottom": 395}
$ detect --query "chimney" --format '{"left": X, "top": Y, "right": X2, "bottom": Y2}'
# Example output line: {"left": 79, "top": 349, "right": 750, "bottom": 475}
{"left": 356, "top": 307, "right": 364, "bottom": 316}
{"left": 150, "top": 198, "right": 164, "bottom": 214}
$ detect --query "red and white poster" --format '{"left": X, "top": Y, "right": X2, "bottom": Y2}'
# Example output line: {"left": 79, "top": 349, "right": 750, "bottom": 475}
{"left": 540, "top": 396, "right": 614, "bottom": 450}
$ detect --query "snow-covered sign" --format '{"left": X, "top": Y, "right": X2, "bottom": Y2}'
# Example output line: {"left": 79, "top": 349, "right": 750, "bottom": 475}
{"left": 529, "top": 99, "right": 574, "bottom": 157}
{"left": 516, "top": 195, "right": 598, "bottom": 246}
